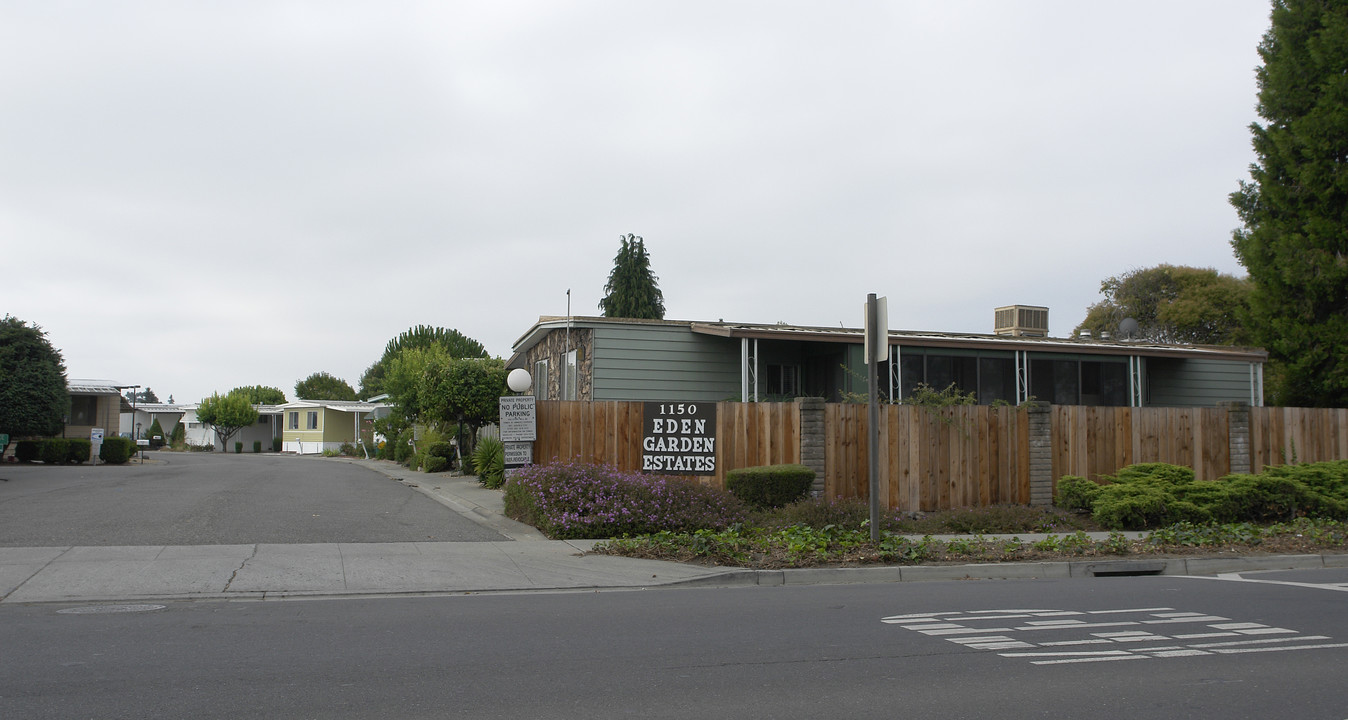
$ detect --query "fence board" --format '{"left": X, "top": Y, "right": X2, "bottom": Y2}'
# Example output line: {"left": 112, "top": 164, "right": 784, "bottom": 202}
{"left": 531, "top": 401, "right": 1347, "bottom": 513}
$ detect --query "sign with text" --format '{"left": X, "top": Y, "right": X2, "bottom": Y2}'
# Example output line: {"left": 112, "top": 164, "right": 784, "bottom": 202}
{"left": 504, "top": 441, "right": 533, "bottom": 468}
{"left": 499, "top": 395, "right": 537, "bottom": 442}
{"left": 642, "top": 402, "right": 717, "bottom": 475}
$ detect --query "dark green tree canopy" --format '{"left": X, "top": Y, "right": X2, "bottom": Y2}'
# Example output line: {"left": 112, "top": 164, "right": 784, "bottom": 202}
{"left": 359, "top": 326, "right": 487, "bottom": 399}
{"left": 1074, "top": 265, "right": 1252, "bottom": 345}
{"left": 125, "top": 387, "right": 159, "bottom": 404}
{"left": 0, "top": 315, "right": 69, "bottom": 438}
{"left": 295, "top": 372, "right": 357, "bottom": 401}
{"left": 230, "top": 385, "right": 287, "bottom": 405}
{"left": 1231, "top": 0, "right": 1348, "bottom": 406}
{"left": 599, "top": 233, "right": 665, "bottom": 320}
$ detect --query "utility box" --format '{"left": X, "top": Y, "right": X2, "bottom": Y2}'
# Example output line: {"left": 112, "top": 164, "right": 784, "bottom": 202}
{"left": 994, "top": 305, "right": 1049, "bottom": 337}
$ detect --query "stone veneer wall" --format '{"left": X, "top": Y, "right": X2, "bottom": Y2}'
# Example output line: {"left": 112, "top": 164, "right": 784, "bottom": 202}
{"left": 522, "top": 328, "right": 593, "bottom": 401}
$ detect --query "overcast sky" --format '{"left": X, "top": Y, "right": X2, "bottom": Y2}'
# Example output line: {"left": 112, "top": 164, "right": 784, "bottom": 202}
{"left": 2, "top": 1, "right": 1272, "bottom": 405}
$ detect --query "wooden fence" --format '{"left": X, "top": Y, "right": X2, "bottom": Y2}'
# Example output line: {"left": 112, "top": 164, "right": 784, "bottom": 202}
{"left": 533, "top": 401, "right": 799, "bottom": 486}
{"left": 531, "top": 401, "right": 1348, "bottom": 512}
{"left": 824, "top": 404, "right": 1032, "bottom": 510}
{"left": 1250, "top": 407, "right": 1348, "bottom": 469}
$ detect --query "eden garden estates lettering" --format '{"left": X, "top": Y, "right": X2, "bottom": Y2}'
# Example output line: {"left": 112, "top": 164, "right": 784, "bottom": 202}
{"left": 642, "top": 402, "right": 717, "bottom": 475}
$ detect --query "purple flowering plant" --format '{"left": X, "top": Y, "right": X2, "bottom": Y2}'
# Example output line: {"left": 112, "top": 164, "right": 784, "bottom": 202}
{"left": 503, "top": 460, "right": 748, "bottom": 540}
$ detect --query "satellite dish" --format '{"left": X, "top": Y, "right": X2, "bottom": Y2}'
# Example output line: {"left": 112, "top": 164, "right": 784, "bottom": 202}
{"left": 1118, "top": 318, "right": 1140, "bottom": 341}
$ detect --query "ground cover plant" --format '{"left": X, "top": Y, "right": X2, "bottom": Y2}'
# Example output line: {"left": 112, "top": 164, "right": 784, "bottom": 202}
{"left": 503, "top": 461, "right": 747, "bottom": 539}
{"left": 1056, "top": 460, "right": 1348, "bottom": 529}
{"left": 500, "top": 460, "right": 1348, "bottom": 569}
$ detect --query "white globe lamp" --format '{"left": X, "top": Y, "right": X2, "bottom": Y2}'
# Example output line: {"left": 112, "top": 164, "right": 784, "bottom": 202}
{"left": 507, "top": 368, "right": 532, "bottom": 394}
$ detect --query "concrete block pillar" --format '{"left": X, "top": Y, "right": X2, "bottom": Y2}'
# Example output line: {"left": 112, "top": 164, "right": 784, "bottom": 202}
{"left": 1223, "top": 401, "right": 1252, "bottom": 475}
{"left": 1027, "top": 403, "right": 1053, "bottom": 506}
{"left": 796, "top": 397, "right": 826, "bottom": 494}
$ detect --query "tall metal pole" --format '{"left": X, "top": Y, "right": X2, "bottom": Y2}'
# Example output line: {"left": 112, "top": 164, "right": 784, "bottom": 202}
{"left": 866, "top": 294, "right": 881, "bottom": 542}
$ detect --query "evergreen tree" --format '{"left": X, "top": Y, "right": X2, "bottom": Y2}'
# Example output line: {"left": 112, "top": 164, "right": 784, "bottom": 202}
{"left": 1231, "top": 0, "right": 1348, "bottom": 406}
{"left": 294, "top": 372, "right": 357, "bottom": 401}
{"left": 599, "top": 233, "right": 665, "bottom": 320}
{"left": 0, "top": 315, "right": 68, "bottom": 438}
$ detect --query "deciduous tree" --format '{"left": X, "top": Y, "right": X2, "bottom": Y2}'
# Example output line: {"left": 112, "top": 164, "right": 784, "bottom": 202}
{"left": 1230, "top": 0, "right": 1348, "bottom": 406}
{"left": 231, "top": 385, "right": 287, "bottom": 405}
{"left": 1074, "top": 265, "right": 1252, "bottom": 345}
{"left": 196, "top": 391, "right": 259, "bottom": 451}
{"left": 0, "top": 315, "right": 68, "bottom": 438}
{"left": 599, "top": 233, "right": 665, "bottom": 320}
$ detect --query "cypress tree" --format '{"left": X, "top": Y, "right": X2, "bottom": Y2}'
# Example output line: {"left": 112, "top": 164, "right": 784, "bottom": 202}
{"left": 1231, "top": 0, "right": 1348, "bottom": 406}
{"left": 599, "top": 233, "right": 665, "bottom": 320}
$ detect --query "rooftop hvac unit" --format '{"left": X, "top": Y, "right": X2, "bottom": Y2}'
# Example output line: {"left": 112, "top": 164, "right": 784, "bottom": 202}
{"left": 994, "top": 305, "right": 1049, "bottom": 337}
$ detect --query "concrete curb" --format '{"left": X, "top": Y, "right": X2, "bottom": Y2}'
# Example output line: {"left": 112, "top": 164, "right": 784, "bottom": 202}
{"left": 658, "top": 553, "right": 1348, "bottom": 589}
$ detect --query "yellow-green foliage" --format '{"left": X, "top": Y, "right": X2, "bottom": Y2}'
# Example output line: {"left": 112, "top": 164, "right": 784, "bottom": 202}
{"left": 1059, "top": 460, "right": 1348, "bottom": 530}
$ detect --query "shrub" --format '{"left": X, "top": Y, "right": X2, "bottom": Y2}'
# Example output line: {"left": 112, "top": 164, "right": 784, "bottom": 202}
{"left": 15, "top": 440, "right": 39, "bottom": 463}
{"left": 425, "top": 441, "right": 455, "bottom": 473}
{"left": 99, "top": 437, "right": 135, "bottom": 464}
{"left": 1114, "top": 463, "right": 1195, "bottom": 486}
{"left": 253, "top": 441, "right": 263, "bottom": 453}
{"left": 234, "top": 441, "right": 243, "bottom": 454}
{"left": 1223, "top": 474, "right": 1346, "bottom": 522}
{"left": 65, "top": 439, "right": 92, "bottom": 464}
{"left": 473, "top": 437, "right": 505, "bottom": 488}
{"left": 40, "top": 439, "right": 68, "bottom": 465}
{"left": 1091, "top": 484, "right": 1172, "bottom": 530}
{"left": 146, "top": 419, "right": 165, "bottom": 449}
{"left": 725, "top": 464, "right": 815, "bottom": 509}
{"left": 395, "top": 429, "right": 415, "bottom": 466}
{"left": 272, "top": 437, "right": 283, "bottom": 452}
{"left": 170, "top": 423, "right": 186, "bottom": 449}
{"left": 1055, "top": 475, "right": 1104, "bottom": 511}
{"left": 339, "top": 442, "right": 357, "bottom": 457}
{"left": 503, "top": 461, "right": 747, "bottom": 539}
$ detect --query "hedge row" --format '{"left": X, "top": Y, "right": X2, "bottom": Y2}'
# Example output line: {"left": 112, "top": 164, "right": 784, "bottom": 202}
{"left": 1056, "top": 461, "right": 1348, "bottom": 529}
{"left": 725, "top": 463, "right": 816, "bottom": 509}
{"left": 13, "top": 437, "right": 137, "bottom": 465}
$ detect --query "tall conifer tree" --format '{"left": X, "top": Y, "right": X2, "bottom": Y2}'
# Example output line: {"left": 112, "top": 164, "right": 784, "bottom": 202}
{"left": 599, "top": 233, "right": 665, "bottom": 320}
{"left": 1231, "top": 0, "right": 1348, "bottom": 406}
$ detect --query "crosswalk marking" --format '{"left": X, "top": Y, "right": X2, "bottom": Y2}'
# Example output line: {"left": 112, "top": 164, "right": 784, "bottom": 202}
{"left": 881, "top": 606, "right": 1345, "bottom": 666}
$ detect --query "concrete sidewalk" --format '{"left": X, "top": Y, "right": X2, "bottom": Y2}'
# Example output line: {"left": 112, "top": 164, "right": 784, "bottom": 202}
{"left": 1, "top": 456, "right": 1343, "bottom": 605}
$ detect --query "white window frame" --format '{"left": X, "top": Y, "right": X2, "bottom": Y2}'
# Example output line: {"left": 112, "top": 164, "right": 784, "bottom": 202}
{"left": 306, "top": 411, "right": 319, "bottom": 430}
{"left": 534, "top": 359, "right": 548, "bottom": 399}
{"left": 564, "top": 349, "right": 578, "bottom": 401}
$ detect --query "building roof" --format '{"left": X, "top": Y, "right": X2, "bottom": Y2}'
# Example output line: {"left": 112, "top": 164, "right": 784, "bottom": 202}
{"left": 508, "top": 315, "right": 1268, "bottom": 367}
{"left": 67, "top": 379, "right": 123, "bottom": 395}
{"left": 278, "top": 399, "right": 387, "bottom": 412}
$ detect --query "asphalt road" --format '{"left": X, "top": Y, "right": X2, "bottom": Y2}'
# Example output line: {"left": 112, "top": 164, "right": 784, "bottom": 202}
{"left": 0, "top": 452, "right": 506, "bottom": 545}
{"left": 3, "top": 569, "right": 1346, "bottom": 719}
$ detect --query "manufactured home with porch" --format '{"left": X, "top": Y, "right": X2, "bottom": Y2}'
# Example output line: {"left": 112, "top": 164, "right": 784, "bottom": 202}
{"left": 507, "top": 313, "right": 1267, "bottom": 408}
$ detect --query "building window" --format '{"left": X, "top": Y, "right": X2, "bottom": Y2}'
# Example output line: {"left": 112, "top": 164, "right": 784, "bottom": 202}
{"left": 534, "top": 359, "right": 548, "bottom": 399}
{"left": 189, "top": 422, "right": 202, "bottom": 429}
{"left": 288, "top": 412, "right": 299, "bottom": 430}
{"left": 563, "top": 350, "right": 577, "bottom": 401}
{"left": 69, "top": 396, "right": 98, "bottom": 426}
{"left": 259, "top": 416, "right": 269, "bottom": 425}
{"left": 306, "top": 411, "right": 319, "bottom": 430}
{"left": 764, "top": 364, "right": 801, "bottom": 398}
